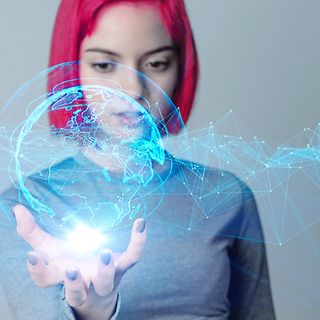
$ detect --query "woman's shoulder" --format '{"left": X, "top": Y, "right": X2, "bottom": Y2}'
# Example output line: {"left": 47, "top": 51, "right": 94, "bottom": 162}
{"left": 172, "top": 156, "right": 248, "bottom": 195}
{"left": 0, "top": 157, "right": 76, "bottom": 218}
{"left": 166, "top": 156, "right": 262, "bottom": 240}
{"left": 171, "top": 156, "right": 257, "bottom": 213}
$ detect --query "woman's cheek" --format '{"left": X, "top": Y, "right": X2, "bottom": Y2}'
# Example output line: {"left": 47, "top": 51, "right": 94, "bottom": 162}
{"left": 153, "top": 74, "right": 177, "bottom": 98}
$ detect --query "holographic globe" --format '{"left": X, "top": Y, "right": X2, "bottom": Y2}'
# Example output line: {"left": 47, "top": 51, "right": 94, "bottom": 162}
{"left": 2, "top": 61, "right": 184, "bottom": 239}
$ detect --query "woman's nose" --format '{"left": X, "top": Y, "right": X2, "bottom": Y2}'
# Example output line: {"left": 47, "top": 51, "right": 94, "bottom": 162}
{"left": 119, "top": 69, "right": 147, "bottom": 101}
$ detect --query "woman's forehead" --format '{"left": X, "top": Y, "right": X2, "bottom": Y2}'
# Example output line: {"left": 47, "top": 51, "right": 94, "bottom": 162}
{"left": 81, "top": 3, "right": 173, "bottom": 54}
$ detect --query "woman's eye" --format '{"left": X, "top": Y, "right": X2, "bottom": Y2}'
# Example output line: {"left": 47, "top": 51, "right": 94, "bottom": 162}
{"left": 91, "top": 62, "right": 115, "bottom": 73}
{"left": 146, "top": 61, "right": 170, "bottom": 71}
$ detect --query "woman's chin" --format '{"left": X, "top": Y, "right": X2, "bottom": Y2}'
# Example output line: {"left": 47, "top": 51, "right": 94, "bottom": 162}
{"left": 105, "top": 125, "right": 146, "bottom": 143}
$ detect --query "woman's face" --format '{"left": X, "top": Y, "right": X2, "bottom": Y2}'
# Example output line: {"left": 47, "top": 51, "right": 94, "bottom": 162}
{"left": 79, "top": 3, "right": 179, "bottom": 140}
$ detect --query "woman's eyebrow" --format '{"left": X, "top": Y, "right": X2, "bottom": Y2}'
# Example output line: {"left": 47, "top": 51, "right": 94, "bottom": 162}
{"left": 84, "top": 45, "right": 175, "bottom": 57}
{"left": 85, "top": 48, "right": 121, "bottom": 57}
{"left": 143, "top": 45, "right": 176, "bottom": 56}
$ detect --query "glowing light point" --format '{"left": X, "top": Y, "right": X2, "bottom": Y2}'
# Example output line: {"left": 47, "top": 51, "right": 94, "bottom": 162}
{"left": 67, "top": 224, "right": 107, "bottom": 254}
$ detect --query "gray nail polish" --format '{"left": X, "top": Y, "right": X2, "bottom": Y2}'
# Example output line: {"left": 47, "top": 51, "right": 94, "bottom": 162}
{"left": 101, "top": 252, "right": 111, "bottom": 265}
{"left": 136, "top": 220, "right": 146, "bottom": 233}
{"left": 66, "top": 269, "right": 78, "bottom": 281}
{"left": 28, "top": 253, "right": 38, "bottom": 266}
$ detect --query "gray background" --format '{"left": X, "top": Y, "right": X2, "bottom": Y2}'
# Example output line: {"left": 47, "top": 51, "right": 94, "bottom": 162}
{"left": 0, "top": 0, "right": 319, "bottom": 319}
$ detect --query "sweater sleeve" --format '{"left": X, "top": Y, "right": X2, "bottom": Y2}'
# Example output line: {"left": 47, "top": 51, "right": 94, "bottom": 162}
{"left": 227, "top": 182, "right": 276, "bottom": 320}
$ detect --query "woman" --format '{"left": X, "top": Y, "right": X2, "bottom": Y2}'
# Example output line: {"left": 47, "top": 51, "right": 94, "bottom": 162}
{"left": 0, "top": 0, "right": 276, "bottom": 319}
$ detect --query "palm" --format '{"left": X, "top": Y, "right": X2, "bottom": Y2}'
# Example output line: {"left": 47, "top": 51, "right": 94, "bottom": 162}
{"left": 13, "top": 204, "right": 146, "bottom": 308}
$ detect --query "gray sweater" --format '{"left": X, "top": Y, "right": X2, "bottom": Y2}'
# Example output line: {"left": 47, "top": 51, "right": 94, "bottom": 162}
{"left": 0, "top": 153, "right": 276, "bottom": 319}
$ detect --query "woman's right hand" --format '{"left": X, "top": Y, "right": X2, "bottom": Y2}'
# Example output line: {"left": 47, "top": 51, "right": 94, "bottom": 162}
{"left": 13, "top": 204, "right": 147, "bottom": 320}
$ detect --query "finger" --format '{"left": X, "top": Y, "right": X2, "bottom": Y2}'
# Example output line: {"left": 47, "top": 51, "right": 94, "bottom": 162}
{"left": 64, "top": 267, "right": 87, "bottom": 308}
{"left": 27, "top": 252, "right": 61, "bottom": 287}
{"left": 92, "top": 249, "right": 115, "bottom": 296}
{"left": 13, "top": 205, "right": 62, "bottom": 258}
{"left": 116, "top": 219, "right": 147, "bottom": 273}
{"left": 14, "top": 204, "right": 52, "bottom": 244}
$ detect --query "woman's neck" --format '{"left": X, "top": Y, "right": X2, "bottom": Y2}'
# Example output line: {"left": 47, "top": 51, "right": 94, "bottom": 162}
{"left": 82, "top": 143, "right": 132, "bottom": 172}
{"left": 81, "top": 142, "right": 170, "bottom": 177}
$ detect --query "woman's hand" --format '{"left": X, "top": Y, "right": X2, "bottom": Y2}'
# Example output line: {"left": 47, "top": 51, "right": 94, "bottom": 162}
{"left": 12, "top": 204, "right": 147, "bottom": 320}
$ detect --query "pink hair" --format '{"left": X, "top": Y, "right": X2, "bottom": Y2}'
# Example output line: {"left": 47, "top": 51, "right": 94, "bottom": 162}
{"left": 49, "top": 0, "right": 199, "bottom": 134}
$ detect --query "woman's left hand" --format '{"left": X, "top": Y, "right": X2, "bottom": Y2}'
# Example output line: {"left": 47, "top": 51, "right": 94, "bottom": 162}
{"left": 13, "top": 204, "right": 147, "bottom": 320}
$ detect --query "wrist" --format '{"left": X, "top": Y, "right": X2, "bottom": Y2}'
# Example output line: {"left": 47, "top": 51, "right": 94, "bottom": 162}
{"left": 73, "top": 290, "right": 119, "bottom": 320}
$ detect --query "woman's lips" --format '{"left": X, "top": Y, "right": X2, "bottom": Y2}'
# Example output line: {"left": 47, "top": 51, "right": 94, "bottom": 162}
{"left": 113, "top": 111, "right": 145, "bottom": 127}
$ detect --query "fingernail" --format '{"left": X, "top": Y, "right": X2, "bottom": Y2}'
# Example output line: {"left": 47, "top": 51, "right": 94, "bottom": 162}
{"left": 136, "top": 220, "right": 145, "bottom": 233}
{"left": 28, "top": 253, "right": 38, "bottom": 266}
{"left": 100, "top": 251, "right": 111, "bottom": 265}
{"left": 66, "top": 269, "right": 78, "bottom": 281}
